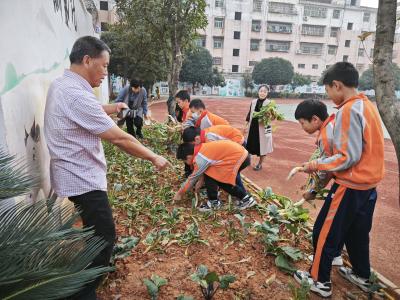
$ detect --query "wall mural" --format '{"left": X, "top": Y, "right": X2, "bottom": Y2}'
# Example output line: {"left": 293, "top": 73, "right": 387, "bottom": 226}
{"left": 0, "top": 0, "right": 101, "bottom": 205}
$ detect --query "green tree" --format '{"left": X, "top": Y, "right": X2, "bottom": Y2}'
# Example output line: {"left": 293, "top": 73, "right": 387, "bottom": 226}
{"left": 243, "top": 70, "right": 255, "bottom": 95}
{"left": 373, "top": 0, "right": 400, "bottom": 203}
{"left": 115, "top": 0, "right": 208, "bottom": 115}
{"left": 210, "top": 68, "right": 225, "bottom": 88}
{"left": 252, "top": 58, "right": 294, "bottom": 86}
{"left": 359, "top": 65, "right": 400, "bottom": 90}
{"left": 0, "top": 150, "right": 112, "bottom": 299}
{"left": 292, "top": 72, "right": 312, "bottom": 88}
{"left": 179, "top": 47, "right": 213, "bottom": 93}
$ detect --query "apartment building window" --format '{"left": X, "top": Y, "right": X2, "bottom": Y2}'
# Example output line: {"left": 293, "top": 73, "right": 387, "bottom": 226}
{"left": 235, "top": 12, "right": 242, "bottom": 20}
{"left": 343, "top": 55, "right": 349, "bottom": 62}
{"left": 252, "top": 20, "right": 262, "bottom": 32}
{"left": 249, "top": 61, "right": 258, "bottom": 66}
{"left": 253, "top": 0, "right": 262, "bottom": 12}
{"left": 301, "top": 24, "right": 325, "bottom": 36}
{"left": 328, "top": 45, "right": 337, "bottom": 55}
{"left": 330, "top": 27, "right": 339, "bottom": 37}
{"left": 266, "top": 40, "right": 290, "bottom": 52}
{"left": 214, "top": 17, "right": 224, "bottom": 28}
{"left": 298, "top": 64, "right": 305, "bottom": 69}
{"left": 267, "top": 22, "right": 292, "bottom": 33}
{"left": 233, "top": 31, "right": 241, "bottom": 39}
{"left": 213, "top": 37, "right": 224, "bottom": 48}
{"left": 358, "top": 48, "right": 364, "bottom": 56}
{"left": 233, "top": 49, "right": 240, "bottom": 56}
{"left": 332, "top": 9, "right": 340, "bottom": 19}
{"left": 215, "top": 0, "right": 224, "bottom": 7}
{"left": 363, "top": 12, "right": 371, "bottom": 22}
{"left": 232, "top": 65, "right": 239, "bottom": 72}
{"left": 345, "top": 40, "right": 351, "bottom": 47}
{"left": 250, "top": 39, "right": 260, "bottom": 51}
{"left": 312, "top": 64, "right": 318, "bottom": 69}
{"left": 350, "top": 0, "right": 356, "bottom": 5}
{"left": 101, "top": 22, "right": 108, "bottom": 31}
{"left": 300, "top": 42, "right": 323, "bottom": 55}
{"left": 356, "top": 64, "right": 365, "bottom": 71}
{"left": 196, "top": 36, "right": 206, "bottom": 47}
{"left": 213, "top": 57, "right": 222, "bottom": 65}
{"left": 304, "top": 5, "right": 327, "bottom": 18}
{"left": 100, "top": 1, "right": 108, "bottom": 10}
{"left": 269, "top": 2, "right": 296, "bottom": 14}
{"left": 347, "top": 22, "right": 353, "bottom": 30}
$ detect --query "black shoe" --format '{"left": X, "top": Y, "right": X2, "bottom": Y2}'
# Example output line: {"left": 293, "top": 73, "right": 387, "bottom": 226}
{"left": 198, "top": 200, "right": 222, "bottom": 212}
{"left": 236, "top": 194, "right": 257, "bottom": 210}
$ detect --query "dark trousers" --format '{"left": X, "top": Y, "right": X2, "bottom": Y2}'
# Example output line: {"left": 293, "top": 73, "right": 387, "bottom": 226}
{"left": 310, "top": 182, "right": 377, "bottom": 282}
{"left": 205, "top": 155, "right": 250, "bottom": 200}
{"left": 126, "top": 116, "right": 143, "bottom": 137}
{"left": 68, "top": 190, "right": 116, "bottom": 300}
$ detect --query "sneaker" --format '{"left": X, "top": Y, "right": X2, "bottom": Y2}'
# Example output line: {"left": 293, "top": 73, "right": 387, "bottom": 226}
{"left": 236, "top": 194, "right": 257, "bottom": 210}
{"left": 338, "top": 267, "right": 372, "bottom": 293}
{"left": 294, "top": 270, "right": 332, "bottom": 298}
{"left": 198, "top": 200, "right": 222, "bottom": 212}
{"left": 308, "top": 254, "right": 343, "bottom": 266}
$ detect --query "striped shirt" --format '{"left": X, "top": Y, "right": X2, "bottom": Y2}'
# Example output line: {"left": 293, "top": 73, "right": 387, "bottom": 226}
{"left": 44, "top": 70, "right": 115, "bottom": 197}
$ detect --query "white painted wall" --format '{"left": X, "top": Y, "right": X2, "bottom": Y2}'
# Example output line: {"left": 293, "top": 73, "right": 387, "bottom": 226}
{"left": 0, "top": 0, "right": 107, "bottom": 202}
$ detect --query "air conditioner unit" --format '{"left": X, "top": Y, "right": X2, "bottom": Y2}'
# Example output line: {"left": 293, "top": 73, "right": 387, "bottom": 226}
{"left": 296, "top": 49, "right": 303, "bottom": 54}
{"left": 303, "top": 16, "right": 308, "bottom": 21}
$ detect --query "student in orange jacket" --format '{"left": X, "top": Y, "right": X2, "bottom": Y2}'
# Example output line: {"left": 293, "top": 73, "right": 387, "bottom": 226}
{"left": 294, "top": 62, "right": 385, "bottom": 298}
{"left": 183, "top": 99, "right": 229, "bottom": 129}
{"left": 173, "top": 140, "right": 256, "bottom": 212}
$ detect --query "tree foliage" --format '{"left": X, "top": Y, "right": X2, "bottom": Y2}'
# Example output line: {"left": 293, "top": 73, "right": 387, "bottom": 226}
{"left": 292, "top": 72, "right": 312, "bottom": 88}
{"left": 360, "top": 64, "right": 400, "bottom": 90}
{"left": 0, "top": 150, "right": 112, "bottom": 299}
{"left": 252, "top": 58, "right": 294, "bottom": 86}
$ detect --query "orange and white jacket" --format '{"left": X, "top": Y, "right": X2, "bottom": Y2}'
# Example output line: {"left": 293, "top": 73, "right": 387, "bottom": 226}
{"left": 179, "top": 140, "right": 248, "bottom": 194}
{"left": 183, "top": 110, "right": 229, "bottom": 129}
{"left": 309, "top": 93, "right": 384, "bottom": 190}
{"left": 201, "top": 125, "right": 245, "bottom": 145}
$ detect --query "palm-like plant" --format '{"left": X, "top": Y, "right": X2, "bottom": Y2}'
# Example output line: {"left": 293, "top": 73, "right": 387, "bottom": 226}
{"left": 0, "top": 150, "right": 113, "bottom": 299}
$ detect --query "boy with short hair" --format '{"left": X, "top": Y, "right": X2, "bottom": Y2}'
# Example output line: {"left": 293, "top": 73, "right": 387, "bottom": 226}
{"left": 175, "top": 90, "right": 191, "bottom": 122}
{"left": 183, "top": 99, "right": 229, "bottom": 129}
{"left": 294, "top": 99, "right": 343, "bottom": 267}
{"left": 173, "top": 140, "right": 256, "bottom": 211}
{"left": 294, "top": 62, "right": 385, "bottom": 298}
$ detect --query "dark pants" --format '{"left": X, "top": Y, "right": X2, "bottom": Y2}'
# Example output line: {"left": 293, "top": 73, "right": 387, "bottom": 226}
{"left": 205, "top": 155, "right": 250, "bottom": 200}
{"left": 310, "top": 182, "right": 377, "bottom": 282}
{"left": 68, "top": 190, "right": 116, "bottom": 300}
{"left": 126, "top": 116, "right": 143, "bottom": 138}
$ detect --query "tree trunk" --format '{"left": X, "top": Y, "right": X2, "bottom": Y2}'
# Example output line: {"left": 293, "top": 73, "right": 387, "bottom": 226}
{"left": 167, "top": 37, "right": 183, "bottom": 116}
{"left": 192, "top": 82, "right": 195, "bottom": 95}
{"left": 374, "top": 0, "right": 400, "bottom": 204}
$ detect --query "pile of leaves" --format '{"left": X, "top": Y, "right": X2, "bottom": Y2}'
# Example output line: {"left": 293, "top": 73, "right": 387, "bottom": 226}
{"left": 98, "top": 123, "right": 375, "bottom": 299}
{"left": 252, "top": 100, "right": 284, "bottom": 126}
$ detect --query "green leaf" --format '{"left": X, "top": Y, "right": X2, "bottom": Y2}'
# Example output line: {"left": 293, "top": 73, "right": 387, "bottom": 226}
{"left": 219, "top": 275, "right": 236, "bottom": 289}
{"left": 275, "top": 255, "right": 296, "bottom": 274}
{"left": 176, "top": 296, "right": 194, "bottom": 300}
{"left": 151, "top": 274, "right": 168, "bottom": 288}
{"left": 204, "top": 272, "right": 219, "bottom": 284}
{"left": 280, "top": 246, "right": 303, "bottom": 261}
{"left": 197, "top": 265, "right": 208, "bottom": 278}
{"left": 143, "top": 278, "right": 159, "bottom": 299}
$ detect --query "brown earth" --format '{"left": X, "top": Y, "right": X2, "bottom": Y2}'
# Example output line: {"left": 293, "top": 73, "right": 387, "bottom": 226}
{"left": 149, "top": 97, "right": 400, "bottom": 287}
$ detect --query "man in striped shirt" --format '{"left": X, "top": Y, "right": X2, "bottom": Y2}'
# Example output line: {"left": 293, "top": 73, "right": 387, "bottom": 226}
{"left": 44, "top": 36, "right": 170, "bottom": 300}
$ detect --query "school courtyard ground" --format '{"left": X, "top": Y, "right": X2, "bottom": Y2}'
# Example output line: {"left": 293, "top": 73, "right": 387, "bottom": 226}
{"left": 149, "top": 97, "right": 400, "bottom": 286}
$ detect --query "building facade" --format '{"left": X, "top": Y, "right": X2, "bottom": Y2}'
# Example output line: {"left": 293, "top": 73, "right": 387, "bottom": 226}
{"left": 198, "top": 0, "right": 397, "bottom": 81}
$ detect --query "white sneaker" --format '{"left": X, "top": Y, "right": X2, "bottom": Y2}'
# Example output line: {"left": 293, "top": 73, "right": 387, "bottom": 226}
{"left": 308, "top": 254, "right": 343, "bottom": 266}
{"left": 338, "top": 267, "right": 371, "bottom": 293}
{"left": 294, "top": 270, "right": 332, "bottom": 298}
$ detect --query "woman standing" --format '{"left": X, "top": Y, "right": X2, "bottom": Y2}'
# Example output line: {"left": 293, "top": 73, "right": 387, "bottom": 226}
{"left": 244, "top": 85, "right": 273, "bottom": 171}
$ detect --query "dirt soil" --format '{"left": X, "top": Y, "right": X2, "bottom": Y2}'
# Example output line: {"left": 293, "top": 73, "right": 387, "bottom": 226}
{"left": 148, "top": 97, "right": 400, "bottom": 287}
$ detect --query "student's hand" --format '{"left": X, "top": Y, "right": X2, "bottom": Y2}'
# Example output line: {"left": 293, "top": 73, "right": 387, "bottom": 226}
{"left": 303, "top": 190, "right": 317, "bottom": 201}
{"left": 302, "top": 160, "right": 317, "bottom": 173}
{"left": 173, "top": 191, "right": 183, "bottom": 201}
{"left": 194, "top": 176, "right": 204, "bottom": 193}
{"left": 115, "top": 102, "right": 128, "bottom": 113}
{"left": 151, "top": 155, "right": 172, "bottom": 171}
